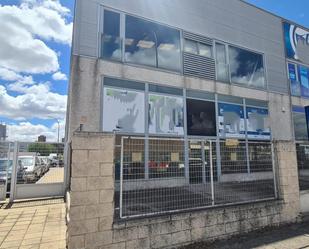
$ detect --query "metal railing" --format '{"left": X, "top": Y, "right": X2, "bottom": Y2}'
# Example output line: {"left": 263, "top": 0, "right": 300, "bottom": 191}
{"left": 296, "top": 143, "right": 309, "bottom": 191}
{"left": 118, "top": 137, "right": 277, "bottom": 219}
{"left": 0, "top": 141, "right": 66, "bottom": 202}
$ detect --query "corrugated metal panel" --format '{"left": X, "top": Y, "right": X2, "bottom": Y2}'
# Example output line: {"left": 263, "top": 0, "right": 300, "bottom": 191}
{"left": 183, "top": 52, "right": 216, "bottom": 80}
{"left": 183, "top": 31, "right": 213, "bottom": 45}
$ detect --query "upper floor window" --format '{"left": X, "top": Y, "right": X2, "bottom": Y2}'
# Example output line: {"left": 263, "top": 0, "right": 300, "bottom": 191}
{"left": 102, "top": 10, "right": 121, "bottom": 61}
{"left": 299, "top": 65, "right": 309, "bottom": 98}
{"left": 287, "top": 62, "right": 309, "bottom": 98}
{"left": 288, "top": 63, "right": 301, "bottom": 96}
{"left": 215, "top": 43, "right": 229, "bottom": 82}
{"left": 125, "top": 15, "right": 181, "bottom": 72}
{"left": 184, "top": 39, "right": 212, "bottom": 58}
{"left": 228, "top": 46, "right": 265, "bottom": 88}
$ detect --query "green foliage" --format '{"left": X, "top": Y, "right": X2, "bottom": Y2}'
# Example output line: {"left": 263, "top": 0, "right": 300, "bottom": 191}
{"left": 27, "top": 143, "right": 56, "bottom": 156}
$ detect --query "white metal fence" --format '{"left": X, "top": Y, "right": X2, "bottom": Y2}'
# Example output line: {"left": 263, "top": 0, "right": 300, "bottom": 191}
{"left": 0, "top": 141, "right": 67, "bottom": 202}
{"left": 296, "top": 143, "right": 309, "bottom": 191}
{"left": 119, "top": 137, "right": 277, "bottom": 219}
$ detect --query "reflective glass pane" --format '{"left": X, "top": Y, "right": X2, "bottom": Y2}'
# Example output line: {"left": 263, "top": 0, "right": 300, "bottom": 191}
{"left": 149, "top": 139, "right": 185, "bottom": 179}
{"left": 215, "top": 43, "right": 229, "bottom": 82}
{"left": 186, "top": 99, "right": 216, "bottom": 136}
{"left": 102, "top": 10, "right": 121, "bottom": 60}
{"left": 299, "top": 65, "right": 309, "bottom": 98}
{"left": 103, "top": 87, "right": 145, "bottom": 133}
{"left": 215, "top": 43, "right": 226, "bottom": 63}
{"left": 199, "top": 43, "right": 212, "bottom": 57}
{"left": 293, "top": 107, "right": 308, "bottom": 140}
{"left": 229, "top": 46, "right": 265, "bottom": 88}
{"left": 218, "top": 103, "right": 245, "bottom": 138}
{"left": 184, "top": 39, "right": 198, "bottom": 54}
{"left": 156, "top": 25, "right": 181, "bottom": 71}
{"left": 125, "top": 15, "right": 157, "bottom": 67}
{"left": 125, "top": 15, "right": 181, "bottom": 72}
{"left": 288, "top": 63, "right": 301, "bottom": 96}
{"left": 246, "top": 107, "right": 270, "bottom": 139}
{"left": 149, "top": 94, "right": 184, "bottom": 135}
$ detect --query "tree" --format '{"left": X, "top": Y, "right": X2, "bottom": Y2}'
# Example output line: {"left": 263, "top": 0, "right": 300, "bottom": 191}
{"left": 28, "top": 143, "right": 56, "bottom": 156}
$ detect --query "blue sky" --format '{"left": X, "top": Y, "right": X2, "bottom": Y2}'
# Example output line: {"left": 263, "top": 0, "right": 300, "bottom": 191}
{"left": 0, "top": 0, "right": 308, "bottom": 142}
{"left": 246, "top": 0, "right": 309, "bottom": 28}
{"left": 0, "top": 0, "right": 74, "bottom": 141}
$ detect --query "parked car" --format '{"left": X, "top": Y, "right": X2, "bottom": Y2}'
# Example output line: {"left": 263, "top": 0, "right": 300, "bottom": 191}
{"left": 0, "top": 159, "right": 24, "bottom": 194}
{"left": 19, "top": 156, "right": 44, "bottom": 182}
{"left": 0, "top": 159, "right": 12, "bottom": 185}
{"left": 38, "top": 156, "right": 50, "bottom": 173}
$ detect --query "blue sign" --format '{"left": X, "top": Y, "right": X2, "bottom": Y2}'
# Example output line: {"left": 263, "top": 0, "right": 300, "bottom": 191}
{"left": 284, "top": 22, "right": 309, "bottom": 62}
{"left": 246, "top": 107, "right": 271, "bottom": 139}
{"left": 218, "top": 103, "right": 245, "bottom": 138}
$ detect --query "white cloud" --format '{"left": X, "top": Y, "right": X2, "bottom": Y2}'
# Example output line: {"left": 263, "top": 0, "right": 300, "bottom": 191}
{"left": 52, "top": 71, "right": 68, "bottom": 81}
{"left": 23, "top": 0, "right": 70, "bottom": 16}
{"left": 0, "top": 0, "right": 72, "bottom": 74}
{"left": 0, "top": 67, "right": 22, "bottom": 81}
{"left": 6, "top": 120, "right": 65, "bottom": 142}
{"left": 0, "top": 84, "right": 67, "bottom": 121}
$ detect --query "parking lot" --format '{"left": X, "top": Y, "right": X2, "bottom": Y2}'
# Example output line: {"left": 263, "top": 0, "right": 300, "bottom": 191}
{"left": 0, "top": 198, "right": 66, "bottom": 249}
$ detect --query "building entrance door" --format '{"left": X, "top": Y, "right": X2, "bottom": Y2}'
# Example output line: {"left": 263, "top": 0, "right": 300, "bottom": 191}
{"left": 189, "top": 140, "right": 216, "bottom": 184}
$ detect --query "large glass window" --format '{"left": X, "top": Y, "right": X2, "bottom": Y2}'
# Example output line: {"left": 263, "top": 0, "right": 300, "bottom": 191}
{"left": 215, "top": 43, "right": 229, "bottom": 82}
{"left": 246, "top": 107, "right": 270, "bottom": 139}
{"left": 186, "top": 99, "right": 216, "bottom": 136}
{"left": 102, "top": 10, "right": 121, "bottom": 60}
{"left": 299, "top": 65, "right": 309, "bottom": 98}
{"left": 229, "top": 46, "right": 265, "bottom": 88}
{"left": 125, "top": 15, "right": 181, "bottom": 72}
{"left": 148, "top": 94, "right": 184, "bottom": 135}
{"left": 293, "top": 106, "right": 308, "bottom": 140}
{"left": 218, "top": 103, "right": 245, "bottom": 138}
{"left": 288, "top": 63, "right": 301, "bottom": 96}
{"left": 103, "top": 87, "right": 145, "bottom": 133}
{"left": 149, "top": 139, "right": 185, "bottom": 178}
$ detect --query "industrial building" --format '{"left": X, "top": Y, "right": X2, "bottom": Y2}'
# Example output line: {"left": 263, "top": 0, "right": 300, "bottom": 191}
{"left": 66, "top": 0, "right": 309, "bottom": 248}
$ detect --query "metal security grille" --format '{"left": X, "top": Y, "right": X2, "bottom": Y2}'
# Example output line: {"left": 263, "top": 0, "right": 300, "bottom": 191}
{"left": 119, "top": 137, "right": 276, "bottom": 219}
{"left": 0, "top": 142, "right": 14, "bottom": 201}
{"left": 296, "top": 143, "right": 309, "bottom": 191}
{"left": 0, "top": 141, "right": 66, "bottom": 202}
{"left": 215, "top": 141, "right": 275, "bottom": 205}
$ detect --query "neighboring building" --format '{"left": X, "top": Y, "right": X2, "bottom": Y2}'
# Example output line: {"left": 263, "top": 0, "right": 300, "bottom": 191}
{"left": 0, "top": 124, "right": 6, "bottom": 141}
{"left": 66, "top": 0, "right": 309, "bottom": 248}
{"left": 37, "top": 135, "right": 46, "bottom": 142}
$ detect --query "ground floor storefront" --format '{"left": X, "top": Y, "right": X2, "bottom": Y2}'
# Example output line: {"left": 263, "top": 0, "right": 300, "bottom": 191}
{"left": 66, "top": 132, "right": 304, "bottom": 249}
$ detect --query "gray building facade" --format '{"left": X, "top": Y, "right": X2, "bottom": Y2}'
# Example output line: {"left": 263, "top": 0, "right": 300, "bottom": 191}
{"left": 66, "top": 0, "right": 309, "bottom": 248}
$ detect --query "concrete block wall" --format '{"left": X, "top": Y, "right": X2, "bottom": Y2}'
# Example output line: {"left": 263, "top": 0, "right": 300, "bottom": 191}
{"left": 67, "top": 133, "right": 301, "bottom": 249}
{"left": 67, "top": 132, "right": 115, "bottom": 249}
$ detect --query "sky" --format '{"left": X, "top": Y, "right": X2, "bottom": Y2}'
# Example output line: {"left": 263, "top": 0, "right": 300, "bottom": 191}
{"left": 245, "top": 0, "right": 309, "bottom": 28}
{"left": 0, "top": 0, "right": 74, "bottom": 142}
{"left": 0, "top": 0, "right": 308, "bottom": 142}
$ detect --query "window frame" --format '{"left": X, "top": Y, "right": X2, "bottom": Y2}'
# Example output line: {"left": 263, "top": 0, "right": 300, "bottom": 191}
{"left": 228, "top": 44, "right": 267, "bottom": 89}
{"left": 100, "top": 7, "right": 123, "bottom": 62}
{"left": 292, "top": 106, "right": 309, "bottom": 142}
{"left": 214, "top": 41, "right": 267, "bottom": 90}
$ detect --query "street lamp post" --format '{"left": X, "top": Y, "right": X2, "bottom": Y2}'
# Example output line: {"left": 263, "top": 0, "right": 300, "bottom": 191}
{"left": 48, "top": 117, "right": 60, "bottom": 143}
{"left": 56, "top": 119, "right": 60, "bottom": 143}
